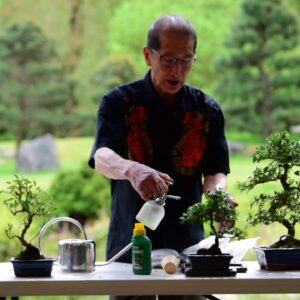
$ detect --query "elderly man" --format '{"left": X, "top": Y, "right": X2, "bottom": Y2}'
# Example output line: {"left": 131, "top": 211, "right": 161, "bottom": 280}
{"left": 89, "top": 14, "right": 236, "bottom": 300}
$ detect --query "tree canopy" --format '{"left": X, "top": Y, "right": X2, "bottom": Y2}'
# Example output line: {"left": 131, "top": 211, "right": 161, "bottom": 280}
{"left": 0, "top": 22, "right": 69, "bottom": 160}
{"left": 0, "top": 0, "right": 299, "bottom": 140}
{"left": 215, "top": 0, "right": 300, "bottom": 137}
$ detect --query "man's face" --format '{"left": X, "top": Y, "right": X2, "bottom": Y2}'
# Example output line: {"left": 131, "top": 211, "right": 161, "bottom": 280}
{"left": 144, "top": 31, "right": 196, "bottom": 98}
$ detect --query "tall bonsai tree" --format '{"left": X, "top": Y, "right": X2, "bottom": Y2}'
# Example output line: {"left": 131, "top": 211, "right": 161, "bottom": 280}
{"left": 240, "top": 131, "right": 300, "bottom": 248}
{"left": 1, "top": 176, "right": 55, "bottom": 259}
{"left": 215, "top": 0, "right": 300, "bottom": 137}
{"left": 180, "top": 189, "right": 243, "bottom": 254}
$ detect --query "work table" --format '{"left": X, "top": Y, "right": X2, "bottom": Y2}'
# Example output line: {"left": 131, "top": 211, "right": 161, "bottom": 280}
{"left": 1, "top": 261, "right": 300, "bottom": 296}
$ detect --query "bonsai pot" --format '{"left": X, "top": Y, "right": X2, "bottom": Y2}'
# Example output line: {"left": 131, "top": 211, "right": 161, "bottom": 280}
{"left": 185, "top": 253, "right": 235, "bottom": 277}
{"left": 254, "top": 246, "right": 300, "bottom": 271}
{"left": 10, "top": 258, "right": 55, "bottom": 277}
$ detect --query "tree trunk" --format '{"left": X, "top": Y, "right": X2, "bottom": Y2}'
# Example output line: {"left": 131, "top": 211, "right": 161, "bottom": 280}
{"left": 64, "top": 0, "right": 84, "bottom": 112}
{"left": 258, "top": 64, "right": 272, "bottom": 138}
{"left": 15, "top": 66, "right": 28, "bottom": 167}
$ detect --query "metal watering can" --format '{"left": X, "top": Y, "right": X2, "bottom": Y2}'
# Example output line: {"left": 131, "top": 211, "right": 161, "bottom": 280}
{"left": 38, "top": 217, "right": 132, "bottom": 272}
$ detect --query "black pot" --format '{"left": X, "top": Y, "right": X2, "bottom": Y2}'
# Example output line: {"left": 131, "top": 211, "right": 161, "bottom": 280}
{"left": 10, "top": 258, "right": 55, "bottom": 277}
{"left": 185, "top": 253, "right": 235, "bottom": 277}
{"left": 188, "top": 253, "right": 233, "bottom": 271}
{"left": 253, "top": 246, "right": 300, "bottom": 271}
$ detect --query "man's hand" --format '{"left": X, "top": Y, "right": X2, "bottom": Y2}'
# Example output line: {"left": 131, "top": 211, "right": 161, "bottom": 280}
{"left": 203, "top": 173, "right": 238, "bottom": 230}
{"left": 94, "top": 147, "right": 173, "bottom": 200}
{"left": 217, "top": 193, "right": 238, "bottom": 231}
{"left": 127, "top": 163, "right": 173, "bottom": 201}
{"left": 226, "top": 194, "right": 238, "bottom": 208}
{"left": 203, "top": 173, "right": 238, "bottom": 207}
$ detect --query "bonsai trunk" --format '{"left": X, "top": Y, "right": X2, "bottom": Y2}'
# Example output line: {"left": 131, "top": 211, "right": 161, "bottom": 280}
{"left": 270, "top": 235, "right": 300, "bottom": 248}
{"left": 196, "top": 221, "right": 222, "bottom": 255}
{"left": 282, "top": 220, "right": 295, "bottom": 238}
{"left": 16, "top": 243, "right": 44, "bottom": 260}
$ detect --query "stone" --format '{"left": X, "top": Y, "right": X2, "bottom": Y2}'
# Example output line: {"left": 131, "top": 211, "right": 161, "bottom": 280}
{"left": 227, "top": 140, "right": 245, "bottom": 154}
{"left": 291, "top": 125, "right": 300, "bottom": 134}
{"left": 18, "top": 134, "right": 59, "bottom": 172}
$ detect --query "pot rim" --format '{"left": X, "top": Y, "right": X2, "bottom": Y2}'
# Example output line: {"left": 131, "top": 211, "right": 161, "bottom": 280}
{"left": 10, "top": 257, "right": 56, "bottom": 262}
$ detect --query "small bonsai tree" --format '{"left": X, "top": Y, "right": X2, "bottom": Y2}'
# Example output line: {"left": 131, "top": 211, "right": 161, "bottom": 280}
{"left": 240, "top": 131, "right": 300, "bottom": 248}
{"left": 180, "top": 189, "right": 243, "bottom": 255}
{"left": 1, "top": 176, "right": 55, "bottom": 259}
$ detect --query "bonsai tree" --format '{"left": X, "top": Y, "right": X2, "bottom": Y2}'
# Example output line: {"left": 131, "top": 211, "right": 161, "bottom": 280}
{"left": 1, "top": 176, "right": 55, "bottom": 259}
{"left": 240, "top": 131, "right": 300, "bottom": 248}
{"left": 180, "top": 189, "right": 243, "bottom": 255}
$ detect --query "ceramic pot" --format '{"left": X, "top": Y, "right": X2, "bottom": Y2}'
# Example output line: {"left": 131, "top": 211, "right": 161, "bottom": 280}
{"left": 188, "top": 253, "right": 233, "bottom": 272}
{"left": 184, "top": 253, "right": 236, "bottom": 276}
{"left": 10, "top": 258, "right": 55, "bottom": 277}
{"left": 253, "top": 246, "right": 300, "bottom": 271}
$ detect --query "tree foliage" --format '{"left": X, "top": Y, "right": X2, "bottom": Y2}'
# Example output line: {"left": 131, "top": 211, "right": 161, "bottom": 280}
{"left": 107, "top": 0, "right": 240, "bottom": 92}
{"left": 0, "top": 0, "right": 299, "bottom": 139}
{"left": 180, "top": 189, "right": 243, "bottom": 254}
{"left": 91, "top": 53, "right": 139, "bottom": 103}
{"left": 0, "top": 22, "right": 70, "bottom": 159}
{"left": 48, "top": 163, "right": 111, "bottom": 225}
{"left": 240, "top": 131, "right": 300, "bottom": 247}
{"left": 215, "top": 0, "right": 300, "bottom": 137}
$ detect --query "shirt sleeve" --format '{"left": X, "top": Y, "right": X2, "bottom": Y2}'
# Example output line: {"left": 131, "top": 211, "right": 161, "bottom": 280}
{"left": 88, "top": 91, "right": 127, "bottom": 169}
{"left": 201, "top": 103, "right": 230, "bottom": 176}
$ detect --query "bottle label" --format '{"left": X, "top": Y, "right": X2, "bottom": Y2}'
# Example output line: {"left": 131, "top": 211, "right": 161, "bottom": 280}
{"left": 132, "top": 245, "right": 144, "bottom": 270}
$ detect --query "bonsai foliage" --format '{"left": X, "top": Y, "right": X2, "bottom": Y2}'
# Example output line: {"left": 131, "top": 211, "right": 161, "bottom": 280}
{"left": 1, "top": 176, "right": 55, "bottom": 259}
{"left": 180, "top": 189, "right": 243, "bottom": 254}
{"left": 240, "top": 131, "right": 300, "bottom": 248}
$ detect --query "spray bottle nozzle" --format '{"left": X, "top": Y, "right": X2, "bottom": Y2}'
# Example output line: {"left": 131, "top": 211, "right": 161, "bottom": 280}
{"left": 154, "top": 194, "right": 181, "bottom": 205}
{"left": 152, "top": 181, "right": 181, "bottom": 205}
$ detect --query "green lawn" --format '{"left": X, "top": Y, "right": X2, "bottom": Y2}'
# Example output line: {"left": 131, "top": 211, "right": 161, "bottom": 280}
{"left": 0, "top": 137, "right": 94, "bottom": 189}
{"left": 1, "top": 137, "right": 299, "bottom": 300}
{"left": 0, "top": 137, "right": 297, "bottom": 252}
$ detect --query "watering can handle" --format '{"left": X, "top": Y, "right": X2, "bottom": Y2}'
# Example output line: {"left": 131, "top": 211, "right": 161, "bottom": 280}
{"left": 38, "top": 217, "right": 87, "bottom": 258}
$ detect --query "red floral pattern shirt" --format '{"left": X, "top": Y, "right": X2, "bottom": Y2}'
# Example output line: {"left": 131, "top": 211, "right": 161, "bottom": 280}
{"left": 125, "top": 103, "right": 209, "bottom": 175}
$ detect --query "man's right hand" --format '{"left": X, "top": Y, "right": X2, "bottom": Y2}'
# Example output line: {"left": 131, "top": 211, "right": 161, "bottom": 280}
{"left": 126, "top": 162, "right": 173, "bottom": 201}
{"left": 94, "top": 147, "right": 173, "bottom": 201}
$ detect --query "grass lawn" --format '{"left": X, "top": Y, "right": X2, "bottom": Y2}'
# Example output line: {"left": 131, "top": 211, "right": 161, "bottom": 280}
{"left": 0, "top": 136, "right": 299, "bottom": 300}
{"left": 0, "top": 137, "right": 297, "bottom": 252}
{"left": 0, "top": 137, "right": 94, "bottom": 189}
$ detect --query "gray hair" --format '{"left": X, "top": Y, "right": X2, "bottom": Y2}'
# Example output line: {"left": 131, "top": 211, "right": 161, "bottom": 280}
{"left": 147, "top": 15, "right": 197, "bottom": 51}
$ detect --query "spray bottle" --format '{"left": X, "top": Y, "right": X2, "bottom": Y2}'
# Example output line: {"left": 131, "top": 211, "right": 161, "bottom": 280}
{"left": 136, "top": 193, "right": 181, "bottom": 230}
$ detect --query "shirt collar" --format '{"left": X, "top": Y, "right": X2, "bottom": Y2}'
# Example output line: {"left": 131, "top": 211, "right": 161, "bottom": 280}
{"left": 143, "top": 70, "right": 186, "bottom": 109}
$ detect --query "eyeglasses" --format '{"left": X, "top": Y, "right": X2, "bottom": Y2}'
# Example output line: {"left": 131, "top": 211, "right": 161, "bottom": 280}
{"left": 151, "top": 48, "right": 196, "bottom": 68}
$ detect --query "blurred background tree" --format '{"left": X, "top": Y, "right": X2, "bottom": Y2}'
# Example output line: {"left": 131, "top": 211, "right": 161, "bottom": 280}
{"left": 214, "top": 0, "right": 300, "bottom": 138}
{"left": 0, "top": 2, "right": 299, "bottom": 283}
{"left": 0, "top": 0, "right": 299, "bottom": 140}
{"left": 0, "top": 22, "right": 71, "bottom": 164}
{"left": 63, "top": 0, "right": 84, "bottom": 112}
{"left": 90, "top": 53, "right": 139, "bottom": 103}
{"left": 48, "top": 163, "right": 111, "bottom": 226}
{"left": 107, "top": 0, "right": 241, "bottom": 93}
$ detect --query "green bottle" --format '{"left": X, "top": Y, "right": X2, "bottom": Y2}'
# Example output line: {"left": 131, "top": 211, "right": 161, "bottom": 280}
{"left": 132, "top": 223, "right": 152, "bottom": 275}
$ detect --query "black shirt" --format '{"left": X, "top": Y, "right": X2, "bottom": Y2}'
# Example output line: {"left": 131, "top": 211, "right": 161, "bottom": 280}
{"left": 89, "top": 71, "right": 230, "bottom": 262}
